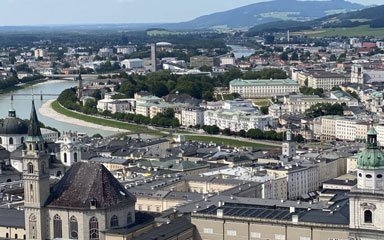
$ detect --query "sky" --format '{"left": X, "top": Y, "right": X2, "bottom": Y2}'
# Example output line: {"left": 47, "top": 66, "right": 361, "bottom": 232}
{"left": 0, "top": 0, "right": 382, "bottom": 26}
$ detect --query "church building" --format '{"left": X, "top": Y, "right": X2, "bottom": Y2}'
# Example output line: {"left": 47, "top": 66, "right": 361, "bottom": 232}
{"left": 23, "top": 100, "right": 137, "bottom": 240}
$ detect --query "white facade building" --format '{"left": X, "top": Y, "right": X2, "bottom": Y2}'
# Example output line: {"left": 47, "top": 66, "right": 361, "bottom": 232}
{"left": 229, "top": 79, "right": 300, "bottom": 98}
{"left": 204, "top": 109, "right": 275, "bottom": 132}
{"left": 181, "top": 109, "right": 205, "bottom": 127}
{"left": 121, "top": 59, "right": 144, "bottom": 69}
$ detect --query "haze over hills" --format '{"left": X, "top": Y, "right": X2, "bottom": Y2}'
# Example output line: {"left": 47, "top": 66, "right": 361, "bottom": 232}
{"left": 247, "top": 4, "right": 384, "bottom": 36}
{"left": 161, "top": 0, "right": 366, "bottom": 30}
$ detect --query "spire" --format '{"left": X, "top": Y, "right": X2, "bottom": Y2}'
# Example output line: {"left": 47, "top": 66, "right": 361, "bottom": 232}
{"left": 27, "top": 100, "right": 43, "bottom": 140}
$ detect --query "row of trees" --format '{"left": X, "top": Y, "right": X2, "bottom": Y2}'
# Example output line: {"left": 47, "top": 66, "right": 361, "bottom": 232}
{"left": 203, "top": 125, "right": 285, "bottom": 141}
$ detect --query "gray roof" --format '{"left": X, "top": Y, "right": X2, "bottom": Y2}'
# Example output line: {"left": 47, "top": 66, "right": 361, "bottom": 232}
{"left": 0, "top": 208, "right": 25, "bottom": 228}
{"left": 46, "top": 162, "right": 136, "bottom": 210}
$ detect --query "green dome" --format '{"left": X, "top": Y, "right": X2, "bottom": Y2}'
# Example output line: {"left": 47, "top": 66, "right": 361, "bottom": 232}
{"left": 357, "top": 127, "right": 384, "bottom": 170}
{"left": 357, "top": 148, "right": 384, "bottom": 170}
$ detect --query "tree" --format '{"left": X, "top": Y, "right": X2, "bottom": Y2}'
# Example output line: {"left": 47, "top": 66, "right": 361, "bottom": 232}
{"left": 329, "top": 54, "right": 337, "bottom": 62}
{"left": 203, "top": 125, "right": 220, "bottom": 134}
{"left": 260, "top": 106, "right": 269, "bottom": 115}
{"left": 291, "top": 52, "right": 299, "bottom": 61}
{"left": 280, "top": 52, "right": 289, "bottom": 61}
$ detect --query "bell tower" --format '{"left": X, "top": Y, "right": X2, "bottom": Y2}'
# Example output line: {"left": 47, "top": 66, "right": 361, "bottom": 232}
{"left": 350, "top": 127, "right": 384, "bottom": 238}
{"left": 281, "top": 128, "right": 296, "bottom": 162}
{"left": 23, "top": 100, "right": 49, "bottom": 240}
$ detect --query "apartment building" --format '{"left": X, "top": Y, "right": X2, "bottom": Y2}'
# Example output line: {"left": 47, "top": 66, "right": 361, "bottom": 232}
{"left": 313, "top": 116, "right": 370, "bottom": 141}
{"left": 229, "top": 79, "right": 300, "bottom": 98}
{"left": 307, "top": 70, "right": 349, "bottom": 90}
{"left": 181, "top": 108, "right": 205, "bottom": 127}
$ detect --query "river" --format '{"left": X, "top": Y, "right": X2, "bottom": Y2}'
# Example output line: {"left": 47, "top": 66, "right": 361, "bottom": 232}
{"left": 0, "top": 80, "right": 115, "bottom": 136}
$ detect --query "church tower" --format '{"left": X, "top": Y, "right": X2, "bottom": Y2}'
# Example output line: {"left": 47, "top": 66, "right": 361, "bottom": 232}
{"left": 60, "top": 131, "right": 81, "bottom": 167}
{"left": 350, "top": 127, "right": 384, "bottom": 239}
{"left": 281, "top": 128, "right": 296, "bottom": 161}
{"left": 23, "top": 100, "right": 50, "bottom": 240}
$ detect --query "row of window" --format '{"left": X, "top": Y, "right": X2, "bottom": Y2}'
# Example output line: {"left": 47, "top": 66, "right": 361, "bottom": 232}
{"left": 0, "top": 137, "right": 23, "bottom": 145}
{"left": 358, "top": 173, "right": 383, "bottom": 179}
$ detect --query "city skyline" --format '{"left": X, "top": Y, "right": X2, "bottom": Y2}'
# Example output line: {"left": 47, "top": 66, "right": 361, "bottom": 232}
{"left": 0, "top": 0, "right": 382, "bottom": 26}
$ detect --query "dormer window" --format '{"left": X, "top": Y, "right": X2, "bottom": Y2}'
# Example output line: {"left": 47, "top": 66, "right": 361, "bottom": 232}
{"left": 90, "top": 198, "right": 97, "bottom": 209}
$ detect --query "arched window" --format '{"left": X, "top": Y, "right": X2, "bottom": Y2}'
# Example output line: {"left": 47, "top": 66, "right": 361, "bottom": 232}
{"left": 28, "top": 163, "right": 34, "bottom": 174}
{"left": 364, "top": 210, "right": 373, "bottom": 223}
{"left": 89, "top": 217, "right": 99, "bottom": 240}
{"left": 29, "top": 144, "right": 32, "bottom": 151}
{"left": 9, "top": 137, "right": 13, "bottom": 145}
{"left": 74, "top": 152, "right": 78, "bottom": 162}
{"left": 70, "top": 216, "right": 78, "bottom": 239}
{"left": 21, "top": 137, "right": 24, "bottom": 144}
{"left": 53, "top": 214, "right": 62, "bottom": 238}
{"left": 14, "top": 234, "right": 17, "bottom": 239}
{"left": 29, "top": 214, "right": 37, "bottom": 239}
{"left": 110, "top": 215, "right": 119, "bottom": 228}
{"left": 63, "top": 153, "right": 67, "bottom": 163}
{"left": 0, "top": 137, "right": 2, "bottom": 144}
{"left": 127, "top": 212, "right": 133, "bottom": 225}
{"left": 41, "top": 163, "right": 45, "bottom": 175}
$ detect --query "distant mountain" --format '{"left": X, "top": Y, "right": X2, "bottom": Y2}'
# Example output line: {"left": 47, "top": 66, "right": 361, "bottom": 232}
{"left": 161, "top": 0, "right": 365, "bottom": 30}
{"left": 247, "top": 4, "right": 384, "bottom": 35}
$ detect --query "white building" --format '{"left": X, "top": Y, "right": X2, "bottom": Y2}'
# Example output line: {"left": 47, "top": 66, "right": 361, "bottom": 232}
{"left": 121, "top": 59, "right": 144, "bottom": 69}
{"left": 34, "top": 49, "right": 48, "bottom": 58}
{"left": 229, "top": 79, "right": 300, "bottom": 98}
{"left": 268, "top": 104, "right": 290, "bottom": 117}
{"left": 313, "top": 116, "right": 370, "bottom": 141}
{"left": 220, "top": 57, "right": 236, "bottom": 66}
{"left": 266, "top": 164, "right": 318, "bottom": 200}
{"left": 98, "top": 48, "right": 114, "bottom": 58}
{"left": 307, "top": 70, "right": 349, "bottom": 90}
{"left": 116, "top": 45, "right": 136, "bottom": 55}
{"left": 204, "top": 109, "right": 275, "bottom": 132}
{"left": 181, "top": 108, "right": 205, "bottom": 127}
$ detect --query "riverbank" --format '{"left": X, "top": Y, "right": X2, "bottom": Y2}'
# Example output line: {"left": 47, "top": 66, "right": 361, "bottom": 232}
{"left": 0, "top": 78, "right": 47, "bottom": 94}
{"left": 39, "top": 100, "right": 124, "bottom": 133}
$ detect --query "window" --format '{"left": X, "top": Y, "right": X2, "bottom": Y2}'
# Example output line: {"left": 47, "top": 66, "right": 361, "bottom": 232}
{"left": 21, "top": 137, "right": 24, "bottom": 144}
{"left": 29, "top": 214, "right": 37, "bottom": 239}
{"left": 275, "top": 234, "right": 285, "bottom": 240}
{"left": 203, "top": 228, "right": 213, "bottom": 234}
{"left": 227, "top": 230, "right": 237, "bottom": 236}
{"left": 89, "top": 217, "right": 99, "bottom": 240}
{"left": 41, "top": 163, "right": 45, "bottom": 175}
{"left": 74, "top": 152, "right": 78, "bottom": 162}
{"left": 70, "top": 216, "right": 78, "bottom": 239}
{"left": 127, "top": 212, "right": 132, "bottom": 225}
{"left": 63, "top": 153, "right": 67, "bottom": 163}
{"left": 9, "top": 137, "right": 13, "bottom": 145}
{"left": 53, "top": 214, "right": 62, "bottom": 238}
{"left": 366, "top": 174, "right": 372, "bottom": 179}
{"left": 251, "top": 232, "right": 261, "bottom": 238}
{"left": 0, "top": 138, "right": 2, "bottom": 144}
{"left": 364, "top": 210, "right": 373, "bottom": 223}
{"left": 110, "top": 215, "right": 119, "bottom": 228}
{"left": 28, "top": 163, "right": 34, "bottom": 174}
{"left": 377, "top": 174, "right": 383, "bottom": 179}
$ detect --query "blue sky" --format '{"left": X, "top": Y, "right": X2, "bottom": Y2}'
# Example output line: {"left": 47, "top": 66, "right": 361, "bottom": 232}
{"left": 0, "top": 0, "right": 381, "bottom": 26}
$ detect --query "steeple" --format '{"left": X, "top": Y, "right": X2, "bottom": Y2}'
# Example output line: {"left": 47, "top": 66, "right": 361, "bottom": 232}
{"left": 27, "top": 100, "right": 44, "bottom": 143}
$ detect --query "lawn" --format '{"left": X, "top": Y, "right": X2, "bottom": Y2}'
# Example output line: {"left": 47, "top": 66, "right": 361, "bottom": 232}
{"left": 185, "top": 135, "right": 278, "bottom": 149}
{"left": 51, "top": 101, "right": 160, "bottom": 134}
{"left": 294, "top": 25, "right": 384, "bottom": 38}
